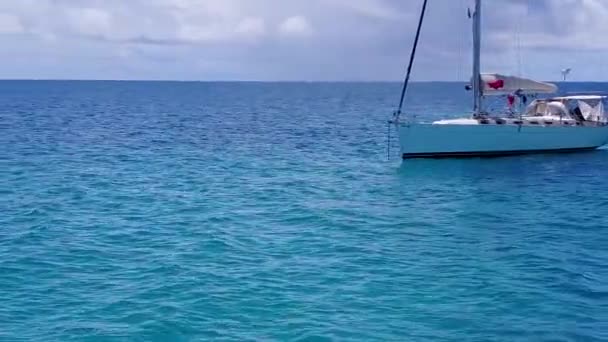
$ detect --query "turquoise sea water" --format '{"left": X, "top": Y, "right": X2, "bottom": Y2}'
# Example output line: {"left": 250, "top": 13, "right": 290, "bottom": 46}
{"left": 1, "top": 81, "right": 607, "bottom": 341}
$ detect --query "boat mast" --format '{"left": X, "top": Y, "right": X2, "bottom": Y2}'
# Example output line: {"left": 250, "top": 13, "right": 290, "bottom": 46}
{"left": 472, "top": 0, "right": 482, "bottom": 115}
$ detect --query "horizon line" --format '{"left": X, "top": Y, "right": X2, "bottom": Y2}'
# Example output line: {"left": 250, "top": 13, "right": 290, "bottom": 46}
{"left": 0, "top": 78, "right": 605, "bottom": 83}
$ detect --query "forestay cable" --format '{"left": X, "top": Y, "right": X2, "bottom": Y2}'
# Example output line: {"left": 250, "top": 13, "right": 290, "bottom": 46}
{"left": 394, "top": 0, "right": 429, "bottom": 118}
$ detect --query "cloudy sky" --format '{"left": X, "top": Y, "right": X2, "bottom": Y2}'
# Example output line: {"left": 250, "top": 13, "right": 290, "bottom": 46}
{"left": 0, "top": 0, "right": 606, "bottom": 81}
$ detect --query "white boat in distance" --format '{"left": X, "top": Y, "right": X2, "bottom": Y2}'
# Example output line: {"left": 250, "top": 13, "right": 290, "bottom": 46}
{"left": 392, "top": 0, "right": 608, "bottom": 159}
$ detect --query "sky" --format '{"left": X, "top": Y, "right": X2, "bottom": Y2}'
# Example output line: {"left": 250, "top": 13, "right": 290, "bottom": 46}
{"left": 0, "top": 0, "right": 606, "bottom": 81}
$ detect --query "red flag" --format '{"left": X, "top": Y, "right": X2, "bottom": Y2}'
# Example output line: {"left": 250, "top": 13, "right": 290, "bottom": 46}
{"left": 487, "top": 79, "right": 504, "bottom": 90}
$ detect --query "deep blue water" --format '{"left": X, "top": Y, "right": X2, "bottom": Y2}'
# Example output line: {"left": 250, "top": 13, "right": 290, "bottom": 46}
{"left": 1, "top": 81, "right": 607, "bottom": 341}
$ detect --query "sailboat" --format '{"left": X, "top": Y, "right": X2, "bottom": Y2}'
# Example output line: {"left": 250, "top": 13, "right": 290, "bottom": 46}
{"left": 392, "top": 0, "right": 608, "bottom": 159}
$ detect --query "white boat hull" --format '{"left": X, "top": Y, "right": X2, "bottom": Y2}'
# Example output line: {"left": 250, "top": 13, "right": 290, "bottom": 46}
{"left": 397, "top": 123, "right": 608, "bottom": 158}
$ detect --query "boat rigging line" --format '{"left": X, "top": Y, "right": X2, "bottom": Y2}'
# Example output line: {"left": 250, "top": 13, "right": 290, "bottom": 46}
{"left": 394, "top": 0, "right": 429, "bottom": 120}
{"left": 388, "top": 0, "right": 429, "bottom": 160}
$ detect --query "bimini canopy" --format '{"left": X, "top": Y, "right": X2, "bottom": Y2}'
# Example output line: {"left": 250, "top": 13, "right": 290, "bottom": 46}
{"left": 480, "top": 73, "right": 558, "bottom": 95}
{"left": 554, "top": 96, "right": 607, "bottom": 121}
{"left": 552, "top": 95, "right": 607, "bottom": 101}
{"left": 526, "top": 96, "right": 608, "bottom": 123}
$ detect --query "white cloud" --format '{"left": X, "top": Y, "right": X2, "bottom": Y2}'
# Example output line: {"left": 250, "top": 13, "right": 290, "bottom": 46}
{"left": 235, "top": 17, "right": 266, "bottom": 38}
{"left": 176, "top": 23, "right": 228, "bottom": 42}
{"left": 326, "top": 0, "right": 402, "bottom": 19}
{"left": 66, "top": 7, "right": 113, "bottom": 38}
{"left": 0, "top": 0, "right": 605, "bottom": 80}
{"left": 174, "top": 16, "right": 266, "bottom": 43}
{"left": 0, "top": 13, "right": 24, "bottom": 34}
{"left": 487, "top": 0, "right": 608, "bottom": 51}
{"left": 278, "top": 16, "right": 313, "bottom": 37}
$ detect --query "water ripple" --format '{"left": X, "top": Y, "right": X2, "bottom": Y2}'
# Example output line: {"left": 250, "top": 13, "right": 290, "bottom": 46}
{"left": 1, "top": 81, "right": 607, "bottom": 341}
